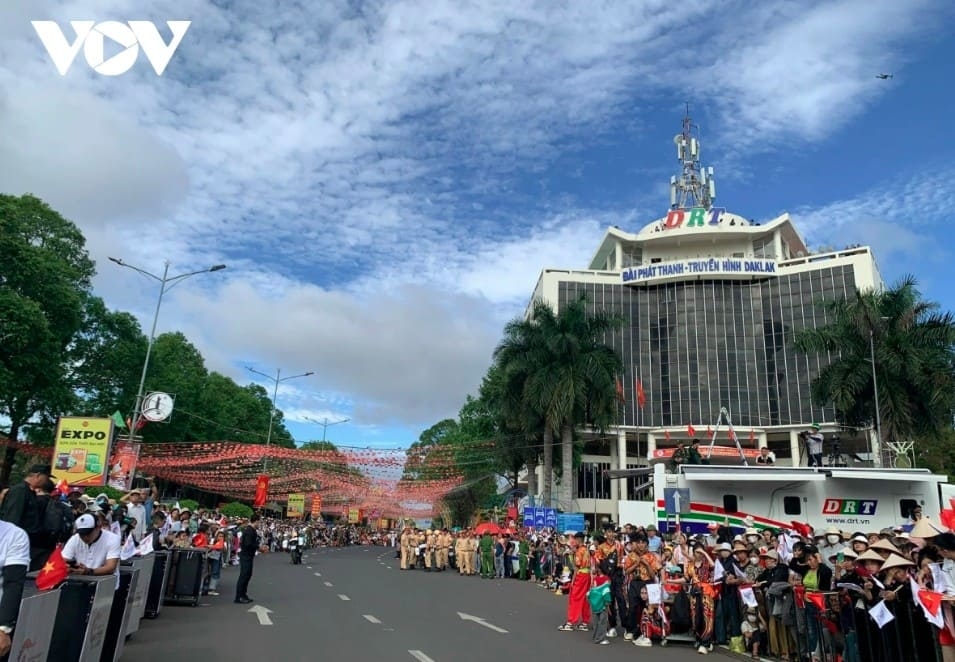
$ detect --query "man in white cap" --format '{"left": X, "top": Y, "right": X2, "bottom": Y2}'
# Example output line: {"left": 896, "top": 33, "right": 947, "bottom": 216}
{"left": 62, "top": 513, "right": 121, "bottom": 589}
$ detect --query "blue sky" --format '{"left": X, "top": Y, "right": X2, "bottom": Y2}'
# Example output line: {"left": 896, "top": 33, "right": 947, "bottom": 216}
{"left": 1, "top": 0, "right": 954, "bottom": 452}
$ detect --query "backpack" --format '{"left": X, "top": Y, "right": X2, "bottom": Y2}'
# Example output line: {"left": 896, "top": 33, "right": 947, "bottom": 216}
{"left": 44, "top": 498, "right": 75, "bottom": 542}
{"left": 669, "top": 589, "right": 692, "bottom": 633}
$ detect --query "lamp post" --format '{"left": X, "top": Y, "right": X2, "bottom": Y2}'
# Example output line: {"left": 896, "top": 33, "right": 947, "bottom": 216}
{"left": 109, "top": 258, "right": 226, "bottom": 440}
{"left": 869, "top": 327, "right": 884, "bottom": 468}
{"left": 304, "top": 416, "right": 350, "bottom": 443}
{"left": 246, "top": 367, "right": 314, "bottom": 471}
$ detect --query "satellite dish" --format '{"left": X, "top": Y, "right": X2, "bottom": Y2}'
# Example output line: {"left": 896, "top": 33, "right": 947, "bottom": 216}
{"left": 894, "top": 456, "right": 912, "bottom": 468}
{"left": 673, "top": 134, "right": 684, "bottom": 145}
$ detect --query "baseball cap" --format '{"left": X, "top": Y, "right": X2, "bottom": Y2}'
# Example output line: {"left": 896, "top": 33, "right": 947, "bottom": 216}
{"left": 75, "top": 514, "right": 97, "bottom": 533}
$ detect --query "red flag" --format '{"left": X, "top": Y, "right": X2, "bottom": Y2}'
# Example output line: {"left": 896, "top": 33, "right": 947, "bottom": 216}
{"left": 36, "top": 545, "right": 68, "bottom": 591}
{"left": 664, "top": 429, "right": 671, "bottom": 441}
{"left": 706, "top": 426, "right": 713, "bottom": 439}
{"left": 918, "top": 589, "right": 942, "bottom": 616}
{"left": 636, "top": 378, "right": 646, "bottom": 410}
{"left": 615, "top": 377, "right": 625, "bottom": 403}
{"left": 56, "top": 479, "right": 70, "bottom": 496}
{"left": 790, "top": 521, "right": 813, "bottom": 539}
{"left": 253, "top": 475, "right": 269, "bottom": 508}
{"left": 749, "top": 429, "right": 755, "bottom": 442}
{"left": 687, "top": 424, "right": 697, "bottom": 438}
{"left": 805, "top": 591, "right": 826, "bottom": 611}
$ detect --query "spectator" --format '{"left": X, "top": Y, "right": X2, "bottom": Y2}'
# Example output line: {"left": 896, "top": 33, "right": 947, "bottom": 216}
{"left": 755, "top": 447, "right": 775, "bottom": 465}
{"left": 0, "top": 519, "right": 29, "bottom": 657}
{"left": 0, "top": 465, "right": 51, "bottom": 571}
{"left": 62, "top": 513, "right": 121, "bottom": 589}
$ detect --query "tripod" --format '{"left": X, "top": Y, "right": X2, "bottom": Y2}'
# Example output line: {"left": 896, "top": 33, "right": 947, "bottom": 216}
{"left": 825, "top": 436, "right": 849, "bottom": 467}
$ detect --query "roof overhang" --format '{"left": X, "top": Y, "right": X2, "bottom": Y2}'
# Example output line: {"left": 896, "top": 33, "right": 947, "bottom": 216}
{"left": 683, "top": 471, "right": 827, "bottom": 483}
{"left": 827, "top": 469, "right": 947, "bottom": 483}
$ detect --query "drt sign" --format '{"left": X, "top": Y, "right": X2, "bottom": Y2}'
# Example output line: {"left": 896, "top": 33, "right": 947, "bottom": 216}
{"left": 32, "top": 20, "right": 191, "bottom": 76}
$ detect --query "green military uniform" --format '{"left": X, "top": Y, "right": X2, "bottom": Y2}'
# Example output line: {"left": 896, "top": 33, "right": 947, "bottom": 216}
{"left": 518, "top": 538, "right": 529, "bottom": 580}
{"left": 479, "top": 533, "right": 494, "bottom": 578}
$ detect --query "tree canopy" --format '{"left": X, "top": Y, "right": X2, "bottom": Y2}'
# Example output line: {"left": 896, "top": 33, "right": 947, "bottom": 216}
{"left": 794, "top": 275, "right": 955, "bottom": 447}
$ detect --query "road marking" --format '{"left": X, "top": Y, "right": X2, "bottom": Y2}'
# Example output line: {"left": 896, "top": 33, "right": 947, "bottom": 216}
{"left": 457, "top": 611, "right": 509, "bottom": 633}
{"left": 307, "top": 566, "right": 313, "bottom": 569}
{"left": 248, "top": 605, "right": 273, "bottom": 626}
{"left": 338, "top": 594, "right": 350, "bottom": 601}
{"left": 408, "top": 651, "right": 436, "bottom": 662}
{"left": 363, "top": 614, "right": 381, "bottom": 623}
{"left": 314, "top": 572, "right": 322, "bottom": 577}
{"left": 324, "top": 581, "right": 334, "bottom": 587}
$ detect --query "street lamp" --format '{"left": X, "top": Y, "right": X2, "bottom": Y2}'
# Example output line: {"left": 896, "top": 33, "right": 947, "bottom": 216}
{"left": 246, "top": 367, "right": 314, "bottom": 470}
{"left": 109, "top": 258, "right": 226, "bottom": 440}
{"left": 868, "top": 316, "right": 890, "bottom": 468}
{"left": 303, "top": 416, "right": 350, "bottom": 443}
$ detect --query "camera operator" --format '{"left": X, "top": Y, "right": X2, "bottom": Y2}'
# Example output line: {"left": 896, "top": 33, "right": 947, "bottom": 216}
{"left": 800, "top": 423, "right": 824, "bottom": 467}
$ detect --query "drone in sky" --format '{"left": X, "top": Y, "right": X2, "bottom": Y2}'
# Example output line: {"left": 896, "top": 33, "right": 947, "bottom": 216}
{"left": 876, "top": 73, "right": 894, "bottom": 80}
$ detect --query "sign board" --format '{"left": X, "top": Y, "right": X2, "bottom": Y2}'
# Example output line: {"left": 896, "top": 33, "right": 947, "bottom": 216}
{"left": 287, "top": 493, "right": 305, "bottom": 518}
{"left": 107, "top": 441, "right": 141, "bottom": 490}
{"left": 622, "top": 257, "right": 777, "bottom": 286}
{"left": 347, "top": 508, "right": 360, "bottom": 524}
{"left": 556, "top": 512, "right": 586, "bottom": 533}
{"left": 662, "top": 206, "right": 725, "bottom": 229}
{"left": 53, "top": 416, "right": 113, "bottom": 486}
{"left": 310, "top": 494, "right": 322, "bottom": 517}
{"left": 664, "top": 488, "right": 691, "bottom": 515}
{"left": 523, "top": 507, "right": 558, "bottom": 529}
{"left": 652, "top": 447, "right": 761, "bottom": 459}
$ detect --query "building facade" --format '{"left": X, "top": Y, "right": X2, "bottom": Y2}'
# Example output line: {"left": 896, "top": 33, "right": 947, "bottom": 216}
{"left": 525, "top": 113, "right": 883, "bottom": 524}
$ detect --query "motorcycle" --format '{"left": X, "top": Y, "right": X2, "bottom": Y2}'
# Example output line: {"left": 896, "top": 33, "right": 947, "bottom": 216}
{"left": 288, "top": 539, "right": 303, "bottom": 565}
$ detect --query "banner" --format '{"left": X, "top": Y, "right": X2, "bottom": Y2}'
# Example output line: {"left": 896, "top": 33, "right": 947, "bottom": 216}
{"left": 347, "top": 508, "right": 360, "bottom": 524}
{"left": 107, "top": 441, "right": 141, "bottom": 490}
{"left": 310, "top": 494, "right": 322, "bottom": 517}
{"left": 253, "top": 475, "right": 269, "bottom": 508}
{"left": 52, "top": 417, "right": 113, "bottom": 486}
{"left": 287, "top": 493, "right": 305, "bottom": 518}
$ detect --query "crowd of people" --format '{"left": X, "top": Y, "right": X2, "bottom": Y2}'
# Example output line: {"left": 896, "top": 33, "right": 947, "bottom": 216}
{"left": 395, "top": 511, "right": 954, "bottom": 661}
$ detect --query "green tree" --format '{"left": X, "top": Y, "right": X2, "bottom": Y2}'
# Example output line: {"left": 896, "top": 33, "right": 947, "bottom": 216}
{"left": 0, "top": 194, "right": 95, "bottom": 482}
{"left": 496, "top": 296, "right": 623, "bottom": 509}
{"left": 68, "top": 296, "right": 147, "bottom": 418}
{"left": 793, "top": 276, "right": 955, "bottom": 446}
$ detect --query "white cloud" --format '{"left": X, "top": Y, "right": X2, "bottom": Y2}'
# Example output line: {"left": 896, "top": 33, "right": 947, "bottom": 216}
{"left": 1, "top": 0, "right": 950, "bottom": 437}
{"left": 790, "top": 166, "right": 955, "bottom": 263}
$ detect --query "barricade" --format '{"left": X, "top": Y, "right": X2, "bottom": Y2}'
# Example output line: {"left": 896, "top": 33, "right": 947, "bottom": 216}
{"left": 122, "top": 554, "right": 155, "bottom": 635}
{"left": 8, "top": 581, "right": 59, "bottom": 661}
{"left": 738, "top": 583, "right": 944, "bottom": 662}
{"left": 101, "top": 566, "right": 138, "bottom": 662}
{"left": 48, "top": 575, "right": 115, "bottom": 662}
{"left": 144, "top": 550, "right": 171, "bottom": 618}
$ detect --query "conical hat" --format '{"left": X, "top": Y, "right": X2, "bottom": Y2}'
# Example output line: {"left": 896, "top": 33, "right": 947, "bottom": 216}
{"left": 869, "top": 538, "right": 900, "bottom": 554}
{"left": 911, "top": 517, "right": 946, "bottom": 539}
{"left": 856, "top": 549, "right": 885, "bottom": 563}
{"left": 879, "top": 554, "right": 915, "bottom": 573}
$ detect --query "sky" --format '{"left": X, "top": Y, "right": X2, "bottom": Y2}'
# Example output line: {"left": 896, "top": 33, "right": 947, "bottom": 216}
{"left": 1, "top": 0, "right": 954, "bottom": 451}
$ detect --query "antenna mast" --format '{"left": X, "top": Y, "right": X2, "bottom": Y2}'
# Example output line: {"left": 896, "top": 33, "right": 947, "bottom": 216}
{"left": 669, "top": 103, "right": 716, "bottom": 210}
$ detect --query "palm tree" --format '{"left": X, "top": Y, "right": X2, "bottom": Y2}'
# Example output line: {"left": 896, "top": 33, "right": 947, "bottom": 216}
{"left": 793, "top": 275, "right": 955, "bottom": 447}
{"left": 493, "top": 313, "right": 553, "bottom": 505}
{"left": 495, "top": 296, "right": 623, "bottom": 510}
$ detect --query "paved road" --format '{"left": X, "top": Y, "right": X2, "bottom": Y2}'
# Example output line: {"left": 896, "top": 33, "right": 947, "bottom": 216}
{"left": 123, "top": 546, "right": 742, "bottom": 662}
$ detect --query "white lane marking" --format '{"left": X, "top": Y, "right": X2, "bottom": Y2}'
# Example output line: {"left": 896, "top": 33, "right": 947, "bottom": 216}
{"left": 307, "top": 566, "right": 313, "bottom": 569}
{"left": 248, "top": 605, "right": 273, "bottom": 625}
{"left": 409, "top": 651, "right": 436, "bottom": 662}
{"left": 314, "top": 572, "right": 322, "bottom": 577}
{"left": 323, "top": 581, "right": 334, "bottom": 587}
{"left": 363, "top": 614, "right": 381, "bottom": 623}
{"left": 338, "top": 594, "right": 350, "bottom": 601}
{"left": 457, "top": 611, "right": 509, "bottom": 633}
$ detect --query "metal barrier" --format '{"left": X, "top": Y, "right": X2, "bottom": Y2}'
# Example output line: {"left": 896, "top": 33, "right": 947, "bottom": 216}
{"left": 734, "top": 583, "right": 945, "bottom": 662}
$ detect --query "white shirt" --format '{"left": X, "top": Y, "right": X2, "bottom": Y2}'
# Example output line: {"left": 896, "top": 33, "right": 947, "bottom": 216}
{"left": 62, "top": 529, "right": 121, "bottom": 589}
{"left": 0, "top": 521, "right": 30, "bottom": 606}
{"left": 126, "top": 502, "right": 146, "bottom": 542}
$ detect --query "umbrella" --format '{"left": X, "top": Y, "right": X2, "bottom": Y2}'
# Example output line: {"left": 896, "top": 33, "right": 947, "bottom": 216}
{"left": 475, "top": 522, "right": 501, "bottom": 535}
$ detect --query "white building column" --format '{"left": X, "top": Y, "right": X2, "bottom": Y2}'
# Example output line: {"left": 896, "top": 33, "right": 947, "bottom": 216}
{"left": 609, "top": 439, "right": 619, "bottom": 502}
{"left": 617, "top": 427, "right": 628, "bottom": 471}
{"left": 615, "top": 242, "right": 623, "bottom": 270}
{"left": 789, "top": 430, "right": 802, "bottom": 467}
{"left": 647, "top": 432, "right": 657, "bottom": 459}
